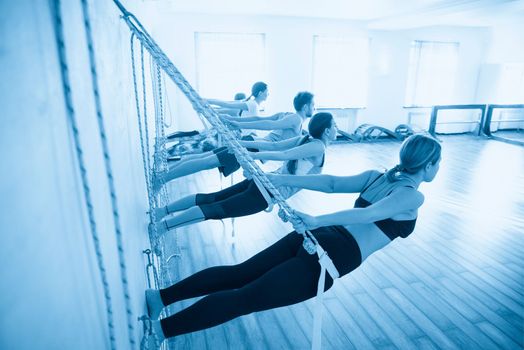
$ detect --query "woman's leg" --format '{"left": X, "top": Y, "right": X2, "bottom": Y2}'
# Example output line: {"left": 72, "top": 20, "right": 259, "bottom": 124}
{"left": 146, "top": 289, "right": 164, "bottom": 320}
{"left": 173, "top": 150, "right": 214, "bottom": 164}
{"left": 153, "top": 151, "right": 219, "bottom": 192}
{"left": 156, "top": 232, "right": 302, "bottom": 307}
{"left": 155, "top": 179, "right": 251, "bottom": 221}
{"left": 156, "top": 206, "right": 206, "bottom": 234}
{"left": 156, "top": 226, "right": 362, "bottom": 338}
{"left": 163, "top": 153, "right": 220, "bottom": 182}
{"left": 155, "top": 194, "right": 198, "bottom": 220}
{"left": 159, "top": 242, "right": 328, "bottom": 338}
{"left": 198, "top": 180, "right": 268, "bottom": 220}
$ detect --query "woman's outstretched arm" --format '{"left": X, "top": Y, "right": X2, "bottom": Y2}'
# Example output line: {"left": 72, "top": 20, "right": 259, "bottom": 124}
{"left": 251, "top": 140, "right": 324, "bottom": 162}
{"left": 228, "top": 114, "right": 300, "bottom": 131}
{"left": 294, "top": 187, "right": 425, "bottom": 231}
{"left": 266, "top": 170, "right": 380, "bottom": 194}
{"left": 239, "top": 136, "right": 301, "bottom": 151}
{"left": 222, "top": 113, "right": 284, "bottom": 123}
{"left": 206, "top": 99, "right": 249, "bottom": 110}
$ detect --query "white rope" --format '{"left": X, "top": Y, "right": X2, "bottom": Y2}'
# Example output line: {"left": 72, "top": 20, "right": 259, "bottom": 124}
{"left": 81, "top": 0, "right": 136, "bottom": 346}
{"left": 51, "top": 1, "right": 117, "bottom": 347}
{"left": 131, "top": 27, "right": 169, "bottom": 350}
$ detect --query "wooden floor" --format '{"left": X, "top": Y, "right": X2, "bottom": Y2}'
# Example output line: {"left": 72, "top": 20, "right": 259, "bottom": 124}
{"left": 158, "top": 135, "right": 524, "bottom": 350}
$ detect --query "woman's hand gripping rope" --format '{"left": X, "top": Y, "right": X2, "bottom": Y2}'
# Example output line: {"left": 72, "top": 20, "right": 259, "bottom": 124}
{"left": 219, "top": 114, "right": 240, "bottom": 129}
{"left": 292, "top": 210, "right": 320, "bottom": 233}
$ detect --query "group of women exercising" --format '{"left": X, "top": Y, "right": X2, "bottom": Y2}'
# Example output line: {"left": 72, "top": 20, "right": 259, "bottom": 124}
{"left": 146, "top": 82, "right": 443, "bottom": 344}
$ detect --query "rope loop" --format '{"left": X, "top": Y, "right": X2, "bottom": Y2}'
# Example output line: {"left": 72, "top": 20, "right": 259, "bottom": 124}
{"left": 138, "top": 316, "right": 161, "bottom": 350}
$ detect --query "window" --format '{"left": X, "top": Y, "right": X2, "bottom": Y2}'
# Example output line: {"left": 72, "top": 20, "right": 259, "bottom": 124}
{"left": 195, "top": 32, "right": 266, "bottom": 101}
{"left": 405, "top": 41, "right": 459, "bottom": 106}
{"left": 312, "top": 36, "right": 369, "bottom": 108}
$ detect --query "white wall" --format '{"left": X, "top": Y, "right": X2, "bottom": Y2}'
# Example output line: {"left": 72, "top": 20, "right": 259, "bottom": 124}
{"left": 0, "top": 1, "right": 155, "bottom": 349}
{"left": 150, "top": 13, "right": 367, "bottom": 131}
{"left": 364, "top": 26, "right": 489, "bottom": 131}
{"left": 477, "top": 19, "right": 524, "bottom": 104}
{"left": 485, "top": 18, "right": 524, "bottom": 64}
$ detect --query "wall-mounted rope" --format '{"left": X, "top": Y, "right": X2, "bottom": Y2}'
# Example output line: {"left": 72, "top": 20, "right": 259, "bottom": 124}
{"left": 50, "top": 0, "right": 116, "bottom": 348}
{"left": 151, "top": 60, "right": 170, "bottom": 286}
{"left": 81, "top": 0, "right": 135, "bottom": 346}
{"left": 131, "top": 35, "right": 161, "bottom": 287}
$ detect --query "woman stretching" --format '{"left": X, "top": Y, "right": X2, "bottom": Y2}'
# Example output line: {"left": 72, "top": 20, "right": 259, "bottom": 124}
{"left": 206, "top": 81, "right": 269, "bottom": 134}
{"left": 153, "top": 112, "right": 336, "bottom": 234}
{"left": 145, "top": 134, "right": 442, "bottom": 344}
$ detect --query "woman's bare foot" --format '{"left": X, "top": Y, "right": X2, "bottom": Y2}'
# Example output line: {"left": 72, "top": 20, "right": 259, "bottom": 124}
{"left": 145, "top": 289, "right": 164, "bottom": 320}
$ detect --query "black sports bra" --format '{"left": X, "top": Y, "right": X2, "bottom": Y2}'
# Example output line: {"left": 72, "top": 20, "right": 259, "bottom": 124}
{"left": 354, "top": 173, "right": 417, "bottom": 240}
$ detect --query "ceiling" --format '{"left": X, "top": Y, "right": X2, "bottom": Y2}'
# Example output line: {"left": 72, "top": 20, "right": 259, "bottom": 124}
{"left": 162, "top": 0, "right": 524, "bottom": 29}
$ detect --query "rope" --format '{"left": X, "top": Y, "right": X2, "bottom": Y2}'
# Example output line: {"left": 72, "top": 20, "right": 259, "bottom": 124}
{"left": 131, "top": 35, "right": 151, "bottom": 200}
{"left": 162, "top": 73, "right": 173, "bottom": 128}
{"left": 132, "top": 26, "right": 183, "bottom": 300}
{"left": 113, "top": 1, "right": 339, "bottom": 348}
{"left": 131, "top": 36, "right": 157, "bottom": 237}
{"left": 138, "top": 316, "right": 160, "bottom": 350}
{"left": 131, "top": 34, "right": 165, "bottom": 293}
{"left": 151, "top": 60, "right": 171, "bottom": 286}
{"left": 141, "top": 43, "right": 152, "bottom": 188}
{"left": 153, "top": 62, "right": 181, "bottom": 263}
{"left": 50, "top": 1, "right": 116, "bottom": 348}
{"left": 81, "top": 0, "right": 135, "bottom": 346}
{"left": 142, "top": 249, "right": 157, "bottom": 290}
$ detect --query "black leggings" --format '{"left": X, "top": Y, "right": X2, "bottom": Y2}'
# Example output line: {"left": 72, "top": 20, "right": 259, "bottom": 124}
{"left": 159, "top": 226, "right": 362, "bottom": 338}
{"left": 195, "top": 179, "right": 268, "bottom": 220}
{"left": 212, "top": 135, "right": 258, "bottom": 177}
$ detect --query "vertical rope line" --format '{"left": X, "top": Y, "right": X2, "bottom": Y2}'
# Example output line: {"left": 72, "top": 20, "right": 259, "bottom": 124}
{"left": 140, "top": 43, "right": 152, "bottom": 179}
{"left": 153, "top": 63, "right": 170, "bottom": 210}
{"left": 50, "top": 1, "right": 116, "bottom": 348}
{"left": 140, "top": 44, "right": 160, "bottom": 244}
{"left": 150, "top": 60, "right": 164, "bottom": 288}
{"left": 131, "top": 34, "right": 150, "bottom": 193}
{"left": 131, "top": 35, "right": 159, "bottom": 249}
{"left": 149, "top": 58, "right": 179, "bottom": 287}
{"left": 80, "top": 0, "right": 135, "bottom": 346}
{"left": 162, "top": 73, "right": 173, "bottom": 128}
{"left": 131, "top": 35, "right": 161, "bottom": 292}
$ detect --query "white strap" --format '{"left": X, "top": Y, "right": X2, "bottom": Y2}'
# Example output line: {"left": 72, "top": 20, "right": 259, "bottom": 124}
{"left": 317, "top": 245, "right": 340, "bottom": 279}
{"left": 312, "top": 264, "right": 326, "bottom": 350}
{"left": 253, "top": 177, "right": 274, "bottom": 212}
{"left": 311, "top": 246, "right": 340, "bottom": 350}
